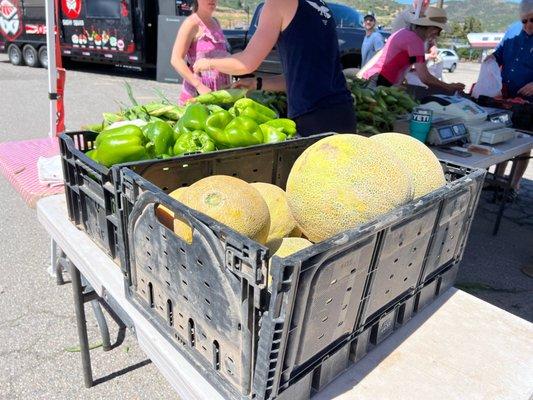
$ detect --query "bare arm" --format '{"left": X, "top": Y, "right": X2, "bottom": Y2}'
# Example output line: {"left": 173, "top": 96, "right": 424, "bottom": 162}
{"left": 170, "top": 18, "right": 210, "bottom": 93}
{"left": 414, "top": 62, "right": 465, "bottom": 92}
{"left": 194, "top": 0, "right": 284, "bottom": 76}
{"left": 232, "top": 75, "right": 287, "bottom": 92}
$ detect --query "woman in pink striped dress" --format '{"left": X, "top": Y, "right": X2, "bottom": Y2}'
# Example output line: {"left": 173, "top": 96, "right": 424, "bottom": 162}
{"left": 171, "top": 0, "right": 231, "bottom": 105}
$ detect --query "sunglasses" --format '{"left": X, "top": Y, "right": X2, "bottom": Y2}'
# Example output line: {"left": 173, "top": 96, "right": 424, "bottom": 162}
{"left": 522, "top": 17, "right": 533, "bottom": 24}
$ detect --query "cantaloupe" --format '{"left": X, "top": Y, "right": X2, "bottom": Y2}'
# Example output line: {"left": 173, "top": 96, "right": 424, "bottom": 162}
{"left": 370, "top": 132, "right": 446, "bottom": 198}
{"left": 268, "top": 237, "right": 313, "bottom": 286}
{"left": 250, "top": 182, "right": 297, "bottom": 246}
{"left": 286, "top": 134, "right": 413, "bottom": 243}
{"left": 176, "top": 175, "right": 271, "bottom": 244}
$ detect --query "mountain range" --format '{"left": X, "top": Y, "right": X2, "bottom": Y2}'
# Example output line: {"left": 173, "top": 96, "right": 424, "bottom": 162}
{"left": 218, "top": 0, "right": 521, "bottom": 32}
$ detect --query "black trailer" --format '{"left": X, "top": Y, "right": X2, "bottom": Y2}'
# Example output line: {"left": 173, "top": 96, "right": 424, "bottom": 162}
{"left": 0, "top": 0, "right": 192, "bottom": 69}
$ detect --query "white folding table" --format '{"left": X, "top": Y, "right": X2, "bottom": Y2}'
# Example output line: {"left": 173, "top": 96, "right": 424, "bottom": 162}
{"left": 37, "top": 194, "right": 533, "bottom": 400}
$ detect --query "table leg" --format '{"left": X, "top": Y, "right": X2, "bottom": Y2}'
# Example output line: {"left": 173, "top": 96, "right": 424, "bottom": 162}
{"left": 493, "top": 159, "right": 518, "bottom": 236}
{"left": 91, "top": 300, "right": 112, "bottom": 351}
{"left": 69, "top": 262, "right": 94, "bottom": 388}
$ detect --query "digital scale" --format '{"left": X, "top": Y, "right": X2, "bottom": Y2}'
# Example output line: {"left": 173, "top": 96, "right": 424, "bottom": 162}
{"left": 420, "top": 95, "right": 517, "bottom": 146}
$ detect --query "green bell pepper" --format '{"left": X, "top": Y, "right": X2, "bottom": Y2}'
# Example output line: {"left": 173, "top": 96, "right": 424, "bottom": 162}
{"left": 194, "top": 88, "right": 247, "bottom": 106}
{"left": 96, "top": 135, "right": 149, "bottom": 167}
{"left": 179, "top": 103, "right": 210, "bottom": 131}
{"left": 262, "top": 118, "right": 297, "bottom": 137}
{"left": 85, "top": 149, "right": 98, "bottom": 161}
{"left": 173, "top": 130, "right": 215, "bottom": 156}
{"left": 206, "top": 112, "right": 264, "bottom": 148}
{"left": 206, "top": 104, "right": 225, "bottom": 114}
{"left": 141, "top": 121, "right": 175, "bottom": 157}
{"left": 259, "top": 124, "right": 287, "bottom": 144}
{"left": 95, "top": 125, "right": 146, "bottom": 148}
{"left": 233, "top": 98, "right": 278, "bottom": 124}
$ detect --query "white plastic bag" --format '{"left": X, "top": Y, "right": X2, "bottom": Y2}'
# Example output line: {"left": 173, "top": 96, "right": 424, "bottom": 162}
{"left": 472, "top": 58, "right": 502, "bottom": 99}
{"left": 37, "top": 155, "right": 63, "bottom": 187}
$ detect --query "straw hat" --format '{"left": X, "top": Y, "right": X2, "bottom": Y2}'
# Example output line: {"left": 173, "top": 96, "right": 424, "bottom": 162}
{"left": 410, "top": 7, "right": 449, "bottom": 31}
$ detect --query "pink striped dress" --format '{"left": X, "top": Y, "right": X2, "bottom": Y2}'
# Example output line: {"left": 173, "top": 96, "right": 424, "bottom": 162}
{"left": 178, "top": 14, "right": 231, "bottom": 105}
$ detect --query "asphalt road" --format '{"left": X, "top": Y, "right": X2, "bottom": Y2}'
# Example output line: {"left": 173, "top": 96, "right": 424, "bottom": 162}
{"left": 0, "top": 56, "right": 532, "bottom": 399}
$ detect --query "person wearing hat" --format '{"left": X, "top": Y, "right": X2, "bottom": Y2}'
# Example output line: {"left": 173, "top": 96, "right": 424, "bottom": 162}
{"left": 361, "top": 14, "right": 385, "bottom": 67}
{"left": 361, "top": 7, "right": 465, "bottom": 93}
{"left": 192, "top": 0, "right": 356, "bottom": 137}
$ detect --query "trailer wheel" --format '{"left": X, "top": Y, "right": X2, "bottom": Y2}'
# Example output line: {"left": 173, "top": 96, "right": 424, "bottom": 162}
{"left": 22, "top": 45, "right": 40, "bottom": 67}
{"left": 7, "top": 44, "right": 24, "bottom": 66}
{"left": 38, "top": 46, "right": 48, "bottom": 69}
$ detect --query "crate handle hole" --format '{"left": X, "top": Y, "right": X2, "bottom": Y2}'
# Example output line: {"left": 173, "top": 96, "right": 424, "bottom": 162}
{"left": 182, "top": 280, "right": 188, "bottom": 286}
{"left": 342, "top": 304, "right": 347, "bottom": 310}
{"left": 338, "top": 321, "right": 343, "bottom": 327}
{"left": 394, "top": 258, "right": 399, "bottom": 263}
{"left": 148, "top": 224, "right": 153, "bottom": 230}
{"left": 145, "top": 236, "right": 150, "bottom": 242}
{"left": 205, "top": 298, "right": 211, "bottom": 305}
{"left": 204, "top": 281, "right": 210, "bottom": 288}
{"left": 183, "top": 295, "right": 188, "bottom": 301}
{"left": 321, "top": 316, "right": 328, "bottom": 322}
{"left": 148, "top": 282, "right": 154, "bottom": 308}
{"left": 237, "top": 323, "right": 242, "bottom": 331}
{"left": 385, "top": 289, "right": 390, "bottom": 294}
{"left": 389, "top": 274, "right": 394, "bottom": 279}
{"left": 346, "top": 287, "right": 352, "bottom": 292}
{"left": 417, "top": 231, "right": 421, "bottom": 236}
{"left": 197, "top": 259, "right": 204, "bottom": 266}
{"left": 403, "top": 277, "right": 408, "bottom": 282}
{"left": 408, "top": 262, "right": 413, "bottom": 267}
{"left": 213, "top": 341, "right": 220, "bottom": 370}
{"left": 326, "top": 298, "right": 333, "bottom": 305}
{"left": 167, "top": 299, "right": 174, "bottom": 326}
{"left": 412, "top": 247, "right": 417, "bottom": 252}
{"left": 206, "top": 314, "right": 212, "bottom": 321}
{"left": 188, "top": 319, "right": 195, "bottom": 347}
{"left": 350, "top": 268, "right": 357, "bottom": 274}
{"left": 166, "top": 281, "right": 170, "bottom": 287}
{"left": 181, "top": 264, "right": 187, "bottom": 270}
{"left": 318, "top": 333, "right": 324, "bottom": 340}
{"left": 146, "top": 251, "right": 151, "bottom": 256}
{"left": 398, "top": 241, "right": 403, "bottom": 247}
{"left": 180, "top": 247, "right": 185, "bottom": 253}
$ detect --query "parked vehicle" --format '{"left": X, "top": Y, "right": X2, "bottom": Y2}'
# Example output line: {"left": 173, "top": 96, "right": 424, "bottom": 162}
{"left": 438, "top": 48, "right": 459, "bottom": 73}
{"left": 0, "top": 0, "right": 191, "bottom": 69}
{"left": 224, "top": 2, "right": 389, "bottom": 74}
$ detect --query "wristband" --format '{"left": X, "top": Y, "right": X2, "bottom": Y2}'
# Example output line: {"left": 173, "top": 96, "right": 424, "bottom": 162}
{"left": 256, "top": 76, "right": 263, "bottom": 90}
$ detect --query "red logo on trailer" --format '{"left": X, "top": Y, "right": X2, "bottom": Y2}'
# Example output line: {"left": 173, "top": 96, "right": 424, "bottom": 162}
{"left": 61, "top": 0, "right": 82, "bottom": 19}
{"left": 0, "top": 0, "right": 22, "bottom": 41}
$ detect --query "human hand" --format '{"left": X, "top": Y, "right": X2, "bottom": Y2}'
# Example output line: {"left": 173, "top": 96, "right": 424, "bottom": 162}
{"left": 196, "top": 83, "right": 212, "bottom": 95}
{"left": 518, "top": 82, "right": 533, "bottom": 97}
{"left": 193, "top": 58, "right": 211, "bottom": 74}
{"left": 231, "top": 77, "right": 256, "bottom": 90}
{"left": 448, "top": 82, "right": 465, "bottom": 92}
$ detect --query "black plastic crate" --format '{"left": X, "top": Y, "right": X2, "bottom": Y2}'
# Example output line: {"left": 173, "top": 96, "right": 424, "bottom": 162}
{"left": 60, "top": 131, "right": 126, "bottom": 263}
{"left": 118, "top": 137, "right": 485, "bottom": 400}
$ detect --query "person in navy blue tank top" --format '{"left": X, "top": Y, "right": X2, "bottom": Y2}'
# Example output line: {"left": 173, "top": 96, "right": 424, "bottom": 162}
{"left": 192, "top": 0, "right": 356, "bottom": 136}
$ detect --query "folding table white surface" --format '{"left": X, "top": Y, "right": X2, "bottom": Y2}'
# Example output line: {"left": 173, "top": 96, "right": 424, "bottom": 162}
{"left": 37, "top": 194, "right": 533, "bottom": 400}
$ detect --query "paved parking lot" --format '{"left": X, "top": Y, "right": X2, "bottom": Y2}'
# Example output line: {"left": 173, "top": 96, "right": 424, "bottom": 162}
{"left": 0, "top": 55, "right": 531, "bottom": 399}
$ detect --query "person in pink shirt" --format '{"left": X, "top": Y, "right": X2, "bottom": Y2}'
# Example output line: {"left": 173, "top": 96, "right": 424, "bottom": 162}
{"left": 362, "top": 7, "right": 464, "bottom": 93}
{"left": 170, "top": 0, "right": 231, "bottom": 105}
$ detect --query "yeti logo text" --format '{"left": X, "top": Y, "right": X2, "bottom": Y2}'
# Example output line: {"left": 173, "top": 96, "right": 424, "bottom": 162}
{"left": 0, "top": 0, "right": 21, "bottom": 40}
{"left": 61, "top": 0, "right": 82, "bottom": 19}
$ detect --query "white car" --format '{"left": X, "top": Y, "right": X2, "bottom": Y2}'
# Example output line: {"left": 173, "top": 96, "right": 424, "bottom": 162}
{"left": 438, "top": 48, "right": 460, "bottom": 73}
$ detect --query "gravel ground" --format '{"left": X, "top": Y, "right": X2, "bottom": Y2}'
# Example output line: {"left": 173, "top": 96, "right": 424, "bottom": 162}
{"left": 0, "top": 56, "right": 531, "bottom": 399}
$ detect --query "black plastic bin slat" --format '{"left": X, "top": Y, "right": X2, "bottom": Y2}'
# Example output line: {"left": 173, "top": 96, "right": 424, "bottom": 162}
{"left": 116, "top": 135, "right": 485, "bottom": 400}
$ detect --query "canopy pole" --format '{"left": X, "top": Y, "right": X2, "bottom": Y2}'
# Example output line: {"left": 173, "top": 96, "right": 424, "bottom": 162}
{"left": 45, "top": 0, "right": 65, "bottom": 136}
{"left": 45, "top": 0, "right": 57, "bottom": 137}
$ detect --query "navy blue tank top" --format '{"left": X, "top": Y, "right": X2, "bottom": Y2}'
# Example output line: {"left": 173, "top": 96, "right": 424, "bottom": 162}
{"left": 277, "top": 0, "right": 352, "bottom": 118}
